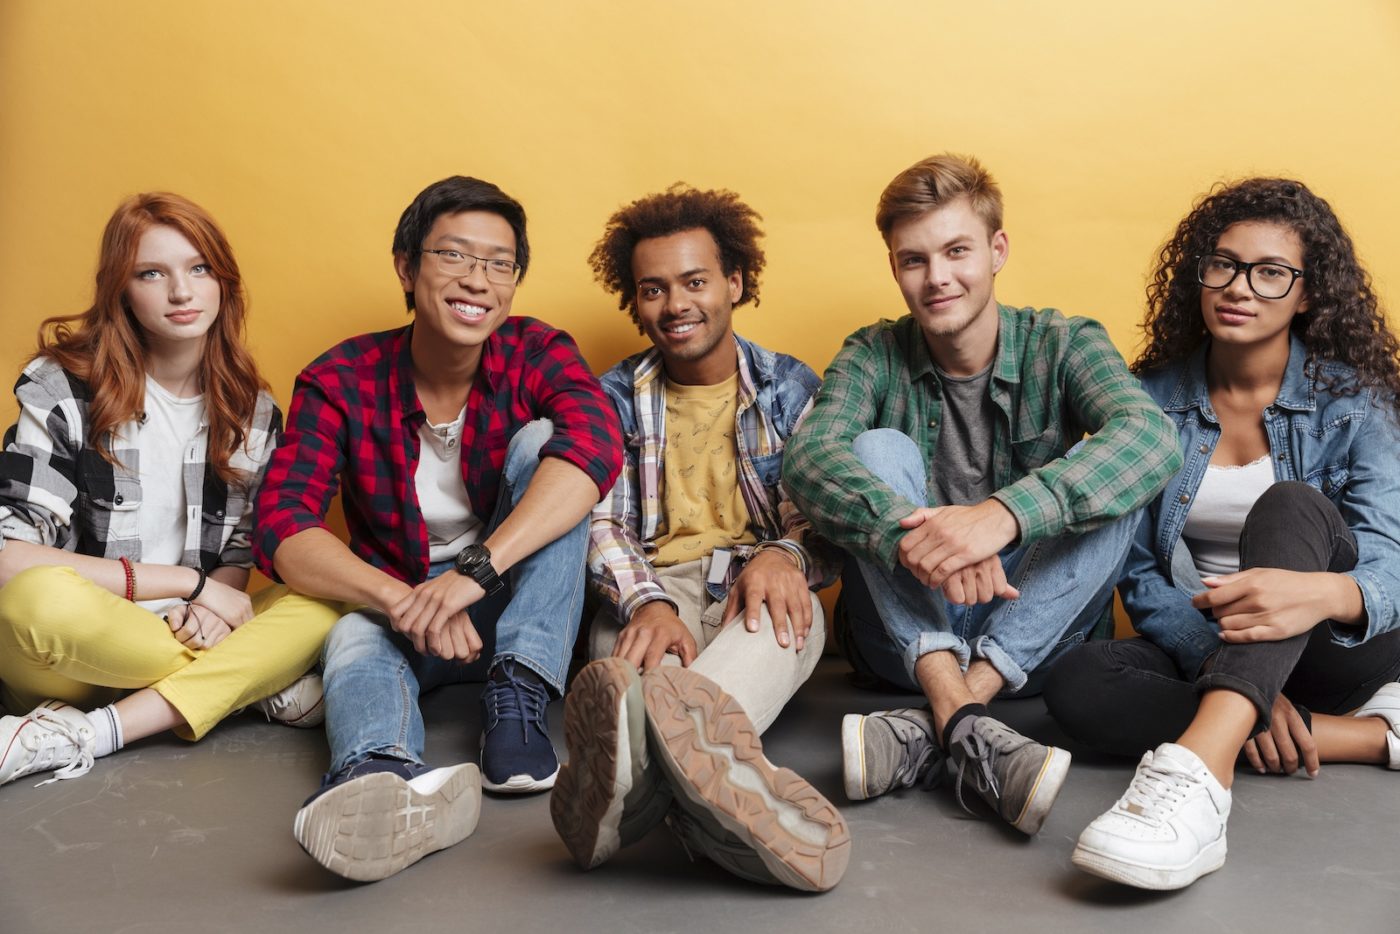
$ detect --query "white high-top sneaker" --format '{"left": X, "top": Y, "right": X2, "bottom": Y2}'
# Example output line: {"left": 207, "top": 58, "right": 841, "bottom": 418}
{"left": 0, "top": 701, "right": 97, "bottom": 786}
{"left": 1353, "top": 682, "right": 1400, "bottom": 769}
{"left": 1073, "top": 742, "right": 1231, "bottom": 890}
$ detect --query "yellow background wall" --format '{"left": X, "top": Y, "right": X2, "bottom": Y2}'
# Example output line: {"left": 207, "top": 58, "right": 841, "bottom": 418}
{"left": 3, "top": 0, "right": 1398, "bottom": 424}
{"left": 3, "top": 1, "right": 1396, "bottom": 629}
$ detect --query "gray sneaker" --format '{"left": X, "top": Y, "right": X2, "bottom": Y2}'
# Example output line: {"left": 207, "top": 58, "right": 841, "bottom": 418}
{"left": 550, "top": 658, "right": 672, "bottom": 869}
{"left": 840, "top": 707, "right": 943, "bottom": 801}
{"left": 948, "top": 716, "right": 1070, "bottom": 835}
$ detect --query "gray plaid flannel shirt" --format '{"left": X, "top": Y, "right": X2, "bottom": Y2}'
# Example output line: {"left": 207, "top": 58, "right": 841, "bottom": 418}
{"left": 0, "top": 357, "right": 281, "bottom": 569}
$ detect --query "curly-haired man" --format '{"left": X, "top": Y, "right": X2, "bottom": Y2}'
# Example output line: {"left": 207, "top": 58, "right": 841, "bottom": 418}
{"left": 549, "top": 185, "right": 850, "bottom": 892}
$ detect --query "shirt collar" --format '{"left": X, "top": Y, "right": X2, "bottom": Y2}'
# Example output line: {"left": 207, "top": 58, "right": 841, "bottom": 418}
{"left": 393, "top": 323, "right": 505, "bottom": 426}
{"left": 634, "top": 334, "right": 757, "bottom": 405}
{"left": 900, "top": 305, "right": 1019, "bottom": 385}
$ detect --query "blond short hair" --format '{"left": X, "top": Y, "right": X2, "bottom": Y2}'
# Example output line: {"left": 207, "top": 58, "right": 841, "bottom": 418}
{"left": 876, "top": 153, "right": 1003, "bottom": 243}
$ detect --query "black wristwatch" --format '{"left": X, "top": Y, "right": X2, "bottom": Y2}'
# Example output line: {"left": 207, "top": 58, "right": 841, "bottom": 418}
{"left": 454, "top": 543, "right": 504, "bottom": 596}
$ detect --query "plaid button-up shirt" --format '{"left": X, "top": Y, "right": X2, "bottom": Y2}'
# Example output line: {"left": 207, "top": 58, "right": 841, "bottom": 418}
{"left": 784, "top": 306, "right": 1181, "bottom": 568}
{"left": 0, "top": 357, "right": 279, "bottom": 570}
{"left": 254, "top": 318, "right": 623, "bottom": 585}
{"left": 589, "top": 334, "right": 838, "bottom": 623}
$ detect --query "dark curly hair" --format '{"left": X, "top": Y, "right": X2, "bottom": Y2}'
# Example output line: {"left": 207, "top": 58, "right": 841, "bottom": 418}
{"left": 589, "top": 184, "right": 765, "bottom": 329}
{"left": 1135, "top": 177, "right": 1400, "bottom": 410}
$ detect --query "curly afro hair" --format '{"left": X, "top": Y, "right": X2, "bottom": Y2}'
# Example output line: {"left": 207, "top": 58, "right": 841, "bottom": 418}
{"left": 1136, "top": 177, "right": 1400, "bottom": 409}
{"left": 589, "top": 184, "right": 765, "bottom": 330}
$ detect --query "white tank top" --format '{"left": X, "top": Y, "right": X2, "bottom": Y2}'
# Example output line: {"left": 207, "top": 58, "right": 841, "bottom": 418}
{"left": 1182, "top": 454, "right": 1275, "bottom": 578}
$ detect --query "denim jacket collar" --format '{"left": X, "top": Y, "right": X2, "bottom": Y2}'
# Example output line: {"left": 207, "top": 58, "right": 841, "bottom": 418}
{"left": 1162, "top": 335, "right": 1314, "bottom": 423}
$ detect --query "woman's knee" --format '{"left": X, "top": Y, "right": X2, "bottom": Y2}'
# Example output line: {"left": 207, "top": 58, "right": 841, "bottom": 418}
{"left": 0, "top": 566, "right": 101, "bottom": 637}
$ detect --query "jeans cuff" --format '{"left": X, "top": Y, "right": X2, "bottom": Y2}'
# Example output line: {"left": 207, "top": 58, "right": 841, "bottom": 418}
{"left": 332, "top": 745, "right": 423, "bottom": 779}
{"left": 971, "top": 636, "right": 1029, "bottom": 693}
{"left": 904, "top": 633, "right": 969, "bottom": 684}
{"left": 1196, "top": 671, "right": 1271, "bottom": 730}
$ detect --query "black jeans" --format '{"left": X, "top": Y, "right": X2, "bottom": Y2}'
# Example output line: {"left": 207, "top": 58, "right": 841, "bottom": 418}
{"left": 1046, "top": 482, "right": 1400, "bottom": 755}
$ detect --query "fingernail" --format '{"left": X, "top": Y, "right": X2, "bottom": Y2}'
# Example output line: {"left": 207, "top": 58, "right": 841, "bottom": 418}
{"left": 779, "top": 633, "right": 789, "bottom": 646}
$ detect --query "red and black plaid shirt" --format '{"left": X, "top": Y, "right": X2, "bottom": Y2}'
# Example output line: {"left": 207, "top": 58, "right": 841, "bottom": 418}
{"left": 254, "top": 318, "right": 622, "bottom": 584}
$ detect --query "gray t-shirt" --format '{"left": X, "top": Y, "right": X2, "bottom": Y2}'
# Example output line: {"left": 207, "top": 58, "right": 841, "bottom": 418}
{"left": 933, "top": 364, "right": 997, "bottom": 506}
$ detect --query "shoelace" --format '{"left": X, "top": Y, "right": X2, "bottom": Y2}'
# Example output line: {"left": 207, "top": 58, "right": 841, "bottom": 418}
{"left": 484, "top": 671, "right": 549, "bottom": 744}
{"left": 895, "top": 735, "right": 946, "bottom": 792}
{"left": 1119, "top": 756, "right": 1196, "bottom": 824}
{"left": 26, "top": 709, "right": 95, "bottom": 786}
{"left": 951, "top": 732, "right": 1000, "bottom": 817}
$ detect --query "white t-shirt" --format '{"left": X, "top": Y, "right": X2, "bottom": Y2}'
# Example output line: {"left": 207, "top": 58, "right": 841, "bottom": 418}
{"left": 1182, "top": 455, "right": 1275, "bottom": 578}
{"left": 137, "top": 376, "right": 206, "bottom": 614}
{"left": 415, "top": 407, "right": 483, "bottom": 562}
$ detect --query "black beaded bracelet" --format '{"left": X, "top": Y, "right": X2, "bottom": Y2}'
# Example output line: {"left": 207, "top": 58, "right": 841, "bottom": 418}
{"left": 186, "top": 567, "right": 208, "bottom": 605}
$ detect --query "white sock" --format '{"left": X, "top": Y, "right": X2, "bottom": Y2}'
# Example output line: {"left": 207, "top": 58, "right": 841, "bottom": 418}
{"left": 85, "top": 706, "right": 124, "bottom": 758}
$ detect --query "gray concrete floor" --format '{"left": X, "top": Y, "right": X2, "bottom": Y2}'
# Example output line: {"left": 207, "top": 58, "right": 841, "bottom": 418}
{"left": 2, "top": 658, "right": 1397, "bottom": 934}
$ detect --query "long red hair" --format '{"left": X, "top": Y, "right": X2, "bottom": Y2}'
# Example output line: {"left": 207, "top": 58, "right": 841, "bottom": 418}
{"left": 33, "top": 192, "right": 269, "bottom": 488}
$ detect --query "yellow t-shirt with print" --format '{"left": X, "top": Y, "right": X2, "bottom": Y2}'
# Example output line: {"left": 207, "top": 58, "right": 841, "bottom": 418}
{"left": 652, "top": 373, "right": 757, "bottom": 567}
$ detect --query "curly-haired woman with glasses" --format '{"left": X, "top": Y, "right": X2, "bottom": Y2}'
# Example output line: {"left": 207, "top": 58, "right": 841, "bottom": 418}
{"left": 1044, "top": 178, "right": 1400, "bottom": 890}
{"left": 0, "top": 193, "right": 339, "bottom": 788}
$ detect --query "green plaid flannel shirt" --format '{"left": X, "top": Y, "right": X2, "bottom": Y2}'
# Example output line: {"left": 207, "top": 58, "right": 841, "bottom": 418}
{"left": 783, "top": 306, "right": 1181, "bottom": 569}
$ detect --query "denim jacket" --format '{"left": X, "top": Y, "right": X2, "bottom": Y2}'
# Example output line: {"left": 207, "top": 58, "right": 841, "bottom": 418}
{"left": 1120, "top": 336, "right": 1400, "bottom": 676}
{"left": 588, "top": 333, "right": 838, "bottom": 622}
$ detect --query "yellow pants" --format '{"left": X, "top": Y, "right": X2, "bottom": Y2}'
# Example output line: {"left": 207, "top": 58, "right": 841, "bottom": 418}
{"left": 0, "top": 565, "right": 339, "bottom": 740}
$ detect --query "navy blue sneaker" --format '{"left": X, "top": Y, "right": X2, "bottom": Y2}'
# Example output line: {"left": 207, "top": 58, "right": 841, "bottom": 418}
{"left": 480, "top": 660, "right": 560, "bottom": 793}
{"left": 293, "top": 755, "right": 481, "bottom": 881}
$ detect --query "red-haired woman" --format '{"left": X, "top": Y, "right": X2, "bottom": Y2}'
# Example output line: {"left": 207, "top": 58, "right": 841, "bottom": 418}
{"left": 0, "top": 192, "right": 338, "bottom": 786}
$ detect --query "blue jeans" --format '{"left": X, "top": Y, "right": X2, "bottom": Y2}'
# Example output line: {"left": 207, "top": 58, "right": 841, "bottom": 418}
{"left": 842, "top": 429, "right": 1136, "bottom": 694}
{"left": 321, "top": 420, "right": 587, "bottom": 776}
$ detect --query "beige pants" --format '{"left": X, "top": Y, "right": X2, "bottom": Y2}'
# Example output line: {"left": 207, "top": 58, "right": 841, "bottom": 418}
{"left": 590, "top": 556, "right": 825, "bottom": 734}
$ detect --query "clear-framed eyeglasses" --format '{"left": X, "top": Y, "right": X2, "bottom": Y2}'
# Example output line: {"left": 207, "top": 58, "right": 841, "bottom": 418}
{"left": 421, "top": 249, "right": 521, "bottom": 285}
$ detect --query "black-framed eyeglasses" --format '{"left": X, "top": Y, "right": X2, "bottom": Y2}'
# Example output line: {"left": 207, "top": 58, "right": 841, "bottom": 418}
{"left": 1195, "top": 253, "right": 1304, "bottom": 300}
{"left": 421, "top": 248, "right": 521, "bottom": 285}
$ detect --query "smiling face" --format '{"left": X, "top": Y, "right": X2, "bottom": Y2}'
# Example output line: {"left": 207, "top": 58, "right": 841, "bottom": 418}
{"left": 1200, "top": 221, "right": 1308, "bottom": 354}
{"left": 888, "top": 197, "right": 1008, "bottom": 349}
{"left": 124, "top": 224, "right": 222, "bottom": 350}
{"left": 632, "top": 228, "right": 741, "bottom": 384}
{"left": 395, "top": 210, "right": 517, "bottom": 352}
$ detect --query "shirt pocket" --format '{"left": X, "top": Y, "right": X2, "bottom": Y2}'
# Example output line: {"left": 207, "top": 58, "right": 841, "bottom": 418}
{"left": 201, "top": 491, "right": 246, "bottom": 548}
{"left": 1305, "top": 462, "right": 1350, "bottom": 500}
{"left": 1010, "top": 425, "right": 1064, "bottom": 470}
{"left": 80, "top": 471, "right": 142, "bottom": 542}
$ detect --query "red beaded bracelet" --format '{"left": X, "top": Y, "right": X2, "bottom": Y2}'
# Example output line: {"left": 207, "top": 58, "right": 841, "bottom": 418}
{"left": 118, "top": 555, "right": 136, "bottom": 602}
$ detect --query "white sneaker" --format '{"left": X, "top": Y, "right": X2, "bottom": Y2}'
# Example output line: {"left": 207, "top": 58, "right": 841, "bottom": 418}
{"left": 1072, "top": 743, "right": 1231, "bottom": 890}
{"left": 0, "top": 701, "right": 97, "bottom": 786}
{"left": 250, "top": 674, "right": 325, "bottom": 728}
{"left": 1353, "top": 682, "right": 1400, "bottom": 769}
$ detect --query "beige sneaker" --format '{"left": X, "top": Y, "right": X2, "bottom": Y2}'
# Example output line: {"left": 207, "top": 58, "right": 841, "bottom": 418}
{"left": 642, "top": 666, "right": 850, "bottom": 892}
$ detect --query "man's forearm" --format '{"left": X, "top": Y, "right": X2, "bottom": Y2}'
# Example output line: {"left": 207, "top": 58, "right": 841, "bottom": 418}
{"left": 485, "top": 457, "right": 598, "bottom": 573}
{"left": 272, "top": 527, "right": 407, "bottom": 612}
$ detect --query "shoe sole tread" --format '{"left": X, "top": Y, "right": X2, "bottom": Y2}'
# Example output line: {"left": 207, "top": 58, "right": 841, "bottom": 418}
{"left": 550, "top": 658, "right": 638, "bottom": 869}
{"left": 293, "top": 764, "right": 481, "bottom": 882}
{"left": 643, "top": 667, "right": 850, "bottom": 892}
